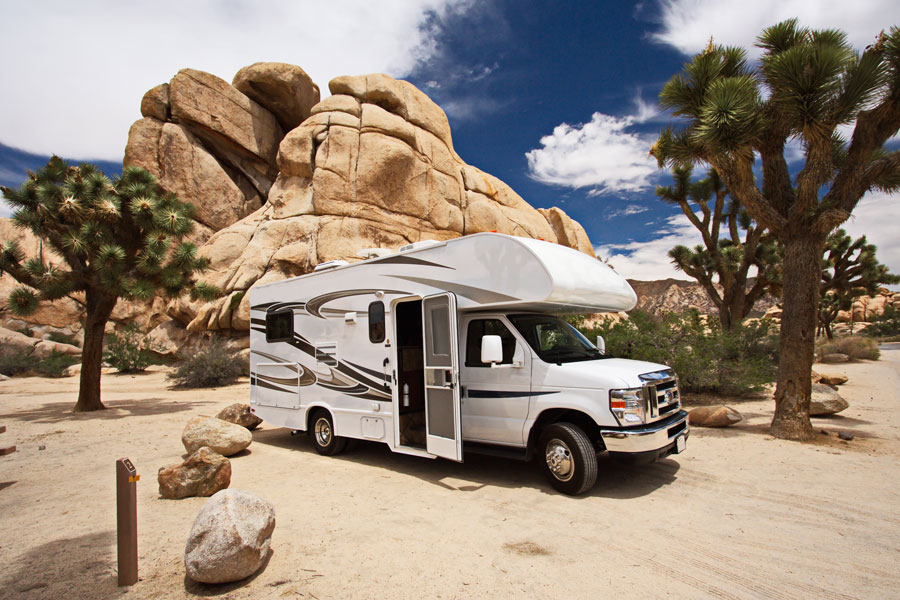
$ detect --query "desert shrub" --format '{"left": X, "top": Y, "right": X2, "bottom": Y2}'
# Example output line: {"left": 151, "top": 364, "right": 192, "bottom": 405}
{"left": 103, "top": 325, "right": 160, "bottom": 373}
{"left": 47, "top": 331, "right": 80, "bottom": 347}
{"left": 865, "top": 305, "right": 900, "bottom": 338}
{"left": 816, "top": 336, "right": 880, "bottom": 361}
{"left": 0, "top": 345, "right": 35, "bottom": 376}
{"left": 168, "top": 338, "right": 244, "bottom": 388}
{"left": 577, "top": 310, "right": 778, "bottom": 395}
{"left": 34, "top": 350, "right": 79, "bottom": 378}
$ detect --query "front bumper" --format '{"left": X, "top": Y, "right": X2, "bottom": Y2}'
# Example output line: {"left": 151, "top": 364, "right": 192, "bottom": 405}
{"left": 599, "top": 410, "right": 689, "bottom": 454}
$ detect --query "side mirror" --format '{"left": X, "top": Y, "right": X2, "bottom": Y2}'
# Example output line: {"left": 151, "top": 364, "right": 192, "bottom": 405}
{"left": 595, "top": 335, "right": 606, "bottom": 355}
{"left": 481, "top": 335, "right": 503, "bottom": 364}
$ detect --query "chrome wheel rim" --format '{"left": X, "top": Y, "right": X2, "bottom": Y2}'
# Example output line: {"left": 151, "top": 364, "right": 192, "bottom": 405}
{"left": 545, "top": 439, "right": 574, "bottom": 482}
{"left": 315, "top": 418, "right": 332, "bottom": 447}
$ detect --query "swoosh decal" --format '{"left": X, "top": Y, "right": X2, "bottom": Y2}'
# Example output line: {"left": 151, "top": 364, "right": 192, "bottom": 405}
{"left": 305, "top": 289, "right": 409, "bottom": 318}
{"left": 388, "top": 276, "right": 519, "bottom": 304}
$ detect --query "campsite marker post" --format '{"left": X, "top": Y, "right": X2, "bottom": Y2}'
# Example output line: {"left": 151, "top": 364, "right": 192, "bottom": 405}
{"left": 116, "top": 458, "right": 139, "bottom": 586}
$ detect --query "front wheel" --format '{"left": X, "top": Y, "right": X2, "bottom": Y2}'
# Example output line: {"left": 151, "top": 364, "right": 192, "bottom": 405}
{"left": 309, "top": 410, "right": 347, "bottom": 456}
{"left": 538, "top": 423, "right": 598, "bottom": 495}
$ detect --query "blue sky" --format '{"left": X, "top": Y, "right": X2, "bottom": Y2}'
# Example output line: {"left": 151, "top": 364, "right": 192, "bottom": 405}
{"left": 1, "top": 0, "right": 899, "bottom": 282}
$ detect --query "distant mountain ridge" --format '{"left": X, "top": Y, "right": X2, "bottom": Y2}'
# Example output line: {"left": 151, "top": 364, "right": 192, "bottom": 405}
{"left": 627, "top": 278, "right": 779, "bottom": 319}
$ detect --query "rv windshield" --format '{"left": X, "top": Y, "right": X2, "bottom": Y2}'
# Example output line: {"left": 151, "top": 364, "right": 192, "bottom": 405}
{"left": 507, "top": 314, "right": 606, "bottom": 363}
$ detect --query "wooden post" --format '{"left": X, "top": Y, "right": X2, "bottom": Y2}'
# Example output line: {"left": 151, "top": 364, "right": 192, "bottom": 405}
{"left": 0, "top": 425, "right": 14, "bottom": 456}
{"left": 116, "top": 458, "right": 139, "bottom": 586}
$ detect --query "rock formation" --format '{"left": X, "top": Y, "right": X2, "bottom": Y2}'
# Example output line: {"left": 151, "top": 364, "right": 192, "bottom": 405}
{"left": 155, "top": 70, "right": 595, "bottom": 333}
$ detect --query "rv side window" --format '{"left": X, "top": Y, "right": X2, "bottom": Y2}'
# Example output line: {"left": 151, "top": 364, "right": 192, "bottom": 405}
{"left": 465, "top": 319, "right": 515, "bottom": 367}
{"left": 266, "top": 310, "right": 293, "bottom": 342}
{"left": 368, "top": 301, "right": 385, "bottom": 343}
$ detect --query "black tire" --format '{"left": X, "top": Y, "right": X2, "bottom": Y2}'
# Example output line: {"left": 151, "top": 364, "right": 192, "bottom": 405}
{"left": 537, "top": 423, "right": 598, "bottom": 495}
{"left": 309, "top": 409, "right": 347, "bottom": 456}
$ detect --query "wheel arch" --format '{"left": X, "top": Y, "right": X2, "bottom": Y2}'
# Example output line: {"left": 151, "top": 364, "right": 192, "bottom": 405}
{"left": 527, "top": 408, "right": 604, "bottom": 458}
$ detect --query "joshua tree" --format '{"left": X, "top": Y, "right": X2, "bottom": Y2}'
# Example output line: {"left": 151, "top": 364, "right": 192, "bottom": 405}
{"left": 818, "top": 229, "right": 898, "bottom": 339}
{"left": 0, "top": 157, "right": 217, "bottom": 411}
{"left": 659, "top": 166, "right": 781, "bottom": 330}
{"left": 651, "top": 21, "right": 900, "bottom": 440}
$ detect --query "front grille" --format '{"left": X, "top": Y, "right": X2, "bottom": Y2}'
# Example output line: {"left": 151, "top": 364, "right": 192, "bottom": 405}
{"left": 641, "top": 373, "right": 680, "bottom": 424}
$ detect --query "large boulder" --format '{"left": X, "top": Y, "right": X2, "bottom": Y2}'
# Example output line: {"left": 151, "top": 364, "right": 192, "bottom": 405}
{"left": 184, "top": 489, "right": 275, "bottom": 584}
{"left": 233, "top": 62, "right": 320, "bottom": 132}
{"left": 688, "top": 405, "right": 743, "bottom": 427}
{"left": 176, "top": 72, "right": 597, "bottom": 333}
{"left": 810, "top": 383, "right": 849, "bottom": 416}
{"left": 216, "top": 403, "right": 263, "bottom": 431}
{"left": 158, "top": 446, "right": 231, "bottom": 499}
{"left": 124, "top": 119, "right": 262, "bottom": 231}
{"left": 182, "top": 416, "right": 252, "bottom": 456}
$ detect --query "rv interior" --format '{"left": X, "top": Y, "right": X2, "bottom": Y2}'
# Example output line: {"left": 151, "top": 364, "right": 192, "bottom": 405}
{"left": 395, "top": 299, "right": 426, "bottom": 448}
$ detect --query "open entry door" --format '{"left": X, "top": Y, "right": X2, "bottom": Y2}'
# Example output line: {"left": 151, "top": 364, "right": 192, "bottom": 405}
{"left": 422, "top": 293, "right": 462, "bottom": 461}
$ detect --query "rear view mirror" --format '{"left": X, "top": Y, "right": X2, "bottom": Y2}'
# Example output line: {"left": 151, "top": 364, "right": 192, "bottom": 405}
{"left": 481, "top": 335, "right": 503, "bottom": 364}
{"left": 596, "top": 335, "right": 606, "bottom": 355}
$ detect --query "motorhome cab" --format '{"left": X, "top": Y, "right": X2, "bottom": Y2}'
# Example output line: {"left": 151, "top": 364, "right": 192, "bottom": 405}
{"left": 249, "top": 233, "right": 689, "bottom": 495}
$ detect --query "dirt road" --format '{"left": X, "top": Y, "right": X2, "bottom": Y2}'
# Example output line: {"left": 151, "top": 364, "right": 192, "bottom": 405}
{"left": 0, "top": 349, "right": 898, "bottom": 599}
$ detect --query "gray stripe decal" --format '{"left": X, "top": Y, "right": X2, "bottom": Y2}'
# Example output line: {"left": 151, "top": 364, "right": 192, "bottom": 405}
{"left": 388, "top": 276, "right": 520, "bottom": 304}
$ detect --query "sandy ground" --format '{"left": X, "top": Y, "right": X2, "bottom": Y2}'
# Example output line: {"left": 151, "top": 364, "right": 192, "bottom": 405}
{"left": 1, "top": 348, "right": 899, "bottom": 600}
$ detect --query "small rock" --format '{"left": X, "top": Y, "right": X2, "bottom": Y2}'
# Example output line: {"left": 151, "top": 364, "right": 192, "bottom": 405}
{"left": 216, "top": 403, "right": 263, "bottom": 431}
{"left": 838, "top": 431, "right": 854, "bottom": 441}
{"left": 0, "top": 373, "right": 9, "bottom": 381}
{"left": 184, "top": 489, "right": 276, "bottom": 584}
{"left": 820, "top": 429, "right": 829, "bottom": 436}
{"left": 819, "top": 374, "right": 848, "bottom": 386}
{"left": 182, "top": 416, "right": 252, "bottom": 456}
{"left": 688, "top": 405, "right": 743, "bottom": 427}
{"left": 820, "top": 353, "right": 850, "bottom": 364}
{"left": 810, "top": 383, "right": 850, "bottom": 416}
{"left": 38, "top": 444, "right": 46, "bottom": 450}
{"left": 158, "top": 447, "right": 231, "bottom": 499}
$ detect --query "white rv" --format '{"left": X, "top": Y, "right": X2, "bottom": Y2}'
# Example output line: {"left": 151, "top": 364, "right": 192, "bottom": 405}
{"left": 248, "top": 233, "right": 688, "bottom": 495}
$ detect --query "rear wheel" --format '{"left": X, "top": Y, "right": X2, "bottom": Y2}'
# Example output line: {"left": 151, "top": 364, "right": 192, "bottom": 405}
{"left": 309, "top": 410, "right": 347, "bottom": 456}
{"left": 538, "top": 423, "right": 598, "bottom": 495}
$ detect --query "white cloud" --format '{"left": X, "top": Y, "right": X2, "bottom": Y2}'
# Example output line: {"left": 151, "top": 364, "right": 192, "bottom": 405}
{"left": 525, "top": 112, "right": 659, "bottom": 194}
{"left": 841, "top": 191, "right": 900, "bottom": 291}
{"left": 652, "top": 0, "right": 900, "bottom": 57}
{"left": 605, "top": 204, "right": 650, "bottom": 220}
{"left": 633, "top": 91, "right": 661, "bottom": 124}
{"left": 0, "top": 0, "right": 465, "bottom": 160}
{"left": 594, "top": 213, "right": 701, "bottom": 281}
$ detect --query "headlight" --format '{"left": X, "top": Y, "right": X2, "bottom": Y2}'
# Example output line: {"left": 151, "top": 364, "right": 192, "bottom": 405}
{"left": 610, "top": 388, "right": 644, "bottom": 425}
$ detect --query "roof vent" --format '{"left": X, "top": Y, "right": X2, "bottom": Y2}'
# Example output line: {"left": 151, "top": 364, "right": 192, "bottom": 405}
{"left": 313, "top": 260, "right": 350, "bottom": 272}
{"left": 399, "top": 240, "right": 442, "bottom": 252}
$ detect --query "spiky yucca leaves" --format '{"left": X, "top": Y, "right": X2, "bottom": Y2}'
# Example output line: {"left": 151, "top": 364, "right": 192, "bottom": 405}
{"left": 0, "top": 158, "right": 217, "bottom": 314}
{"left": 0, "top": 157, "right": 220, "bottom": 412}
{"left": 659, "top": 167, "right": 781, "bottom": 330}
{"left": 652, "top": 20, "right": 900, "bottom": 441}
{"left": 817, "top": 229, "right": 900, "bottom": 338}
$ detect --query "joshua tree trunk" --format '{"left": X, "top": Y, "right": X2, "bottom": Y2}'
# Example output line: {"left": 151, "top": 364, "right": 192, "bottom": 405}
{"left": 75, "top": 288, "right": 118, "bottom": 412}
{"left": 770, "top": 233, "right": 825, "bottom": 440}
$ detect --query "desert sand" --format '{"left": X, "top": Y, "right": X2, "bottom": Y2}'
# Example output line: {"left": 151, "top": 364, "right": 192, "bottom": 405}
{"left": 1, "top": 346, "right": 899, "bottom": 599}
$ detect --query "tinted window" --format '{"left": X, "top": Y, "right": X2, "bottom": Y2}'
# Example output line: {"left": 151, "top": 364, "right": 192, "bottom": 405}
{"left": 465, "top": 319, "right": 516, "bottom": 367}
{"left": 266, "top": 310, "right": 293, "bottom": 342}
{"left": 368, "top": 301, "right": 385, "bottom": 343}
{"left": 508, "top": 314, "right": 604, "bottom": 363}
